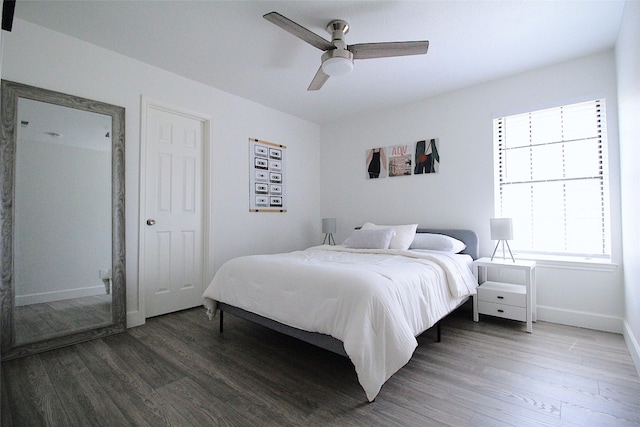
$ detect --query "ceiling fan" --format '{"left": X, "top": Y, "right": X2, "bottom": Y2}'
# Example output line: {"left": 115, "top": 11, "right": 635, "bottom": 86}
{"left": 263, "top": 11, "right": 429, "bottom": 91}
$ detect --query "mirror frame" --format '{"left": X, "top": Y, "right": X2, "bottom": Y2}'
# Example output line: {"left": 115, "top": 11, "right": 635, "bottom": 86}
{"left": 1, "top": 80, "right": 126, "bottom": 360}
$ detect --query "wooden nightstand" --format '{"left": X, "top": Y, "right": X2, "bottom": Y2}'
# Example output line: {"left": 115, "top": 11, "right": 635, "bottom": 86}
{"left": 472, "top": 257, "right": 537, "bottom": 333}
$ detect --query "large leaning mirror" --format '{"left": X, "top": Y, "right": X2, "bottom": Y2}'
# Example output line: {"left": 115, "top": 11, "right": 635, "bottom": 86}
{"left": 1, "top": 80, "right": 126, "bottom": 361}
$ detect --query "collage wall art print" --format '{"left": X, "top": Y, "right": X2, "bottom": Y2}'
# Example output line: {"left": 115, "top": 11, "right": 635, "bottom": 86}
{"left": 366, "top": 138, "right": 439, "bottom": 179}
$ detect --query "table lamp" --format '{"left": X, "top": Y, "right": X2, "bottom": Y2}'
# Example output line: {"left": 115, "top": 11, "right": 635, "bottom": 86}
{"left": 490, "top": 218, "right": 515, "bottom": 262}
{"left": 322, "top": 218, "right": 336, "bottom": 245}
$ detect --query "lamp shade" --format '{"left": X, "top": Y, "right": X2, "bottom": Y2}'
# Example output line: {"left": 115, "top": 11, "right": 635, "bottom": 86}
{"left": 322, "top": 218, "right": 336, "bottom": 234}
{"left": 490, "top": 218, "right": 513, "bottom": 240}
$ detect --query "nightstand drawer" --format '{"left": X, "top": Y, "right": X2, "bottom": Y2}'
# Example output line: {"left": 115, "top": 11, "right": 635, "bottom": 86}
{"left": 477, "top": 281, "right": 526, "bottom": 307}
{"left": 478, "top": 301, "right": 527, "bottom": 322}
{"left": 472, "top": 258, "right": 536, "bottom": 333}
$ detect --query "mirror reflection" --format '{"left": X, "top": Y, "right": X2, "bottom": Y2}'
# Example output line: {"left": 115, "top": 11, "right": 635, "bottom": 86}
{"left": 1, "top": 80, "right": 126, "bottom": 361}
{"left": 14, "top": 99, "right": 113, "bottom": 344}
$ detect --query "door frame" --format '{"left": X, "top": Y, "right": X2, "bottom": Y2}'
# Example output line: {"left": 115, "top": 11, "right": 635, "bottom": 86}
{"left": 135, "top": 96, "right": 212, "bottom": 325}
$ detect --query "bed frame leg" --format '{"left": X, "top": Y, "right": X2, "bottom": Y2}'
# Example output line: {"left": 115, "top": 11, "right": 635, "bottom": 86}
{"left": 219, "top": 310, "right": 224, "bottom": 333}
{"left": 436, "top": 322, "right": 441, "bottom": 342}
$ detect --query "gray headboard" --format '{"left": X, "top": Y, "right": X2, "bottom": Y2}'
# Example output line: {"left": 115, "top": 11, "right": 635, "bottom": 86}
{"left": 416, "top": 228, "right": 479, "bottom": 260}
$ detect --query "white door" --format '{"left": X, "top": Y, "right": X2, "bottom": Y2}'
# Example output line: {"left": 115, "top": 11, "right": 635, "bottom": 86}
{"left": 142, "top": 105, "right": 207, "bottom": 317}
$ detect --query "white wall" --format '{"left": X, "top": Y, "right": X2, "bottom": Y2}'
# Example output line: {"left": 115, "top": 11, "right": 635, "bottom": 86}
{"left": 2, "top": 19, "right": 321, "bottom": 327}
{"left": 321, "top": 50, "right": 624, "bottom": 333}
{"left": 616, "top": 0, "right": 640, "bottom": 375}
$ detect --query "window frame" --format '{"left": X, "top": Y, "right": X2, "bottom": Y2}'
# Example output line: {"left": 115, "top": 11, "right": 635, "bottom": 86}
{"left": 493, "top": 99, "right": 612, "bottom": 262}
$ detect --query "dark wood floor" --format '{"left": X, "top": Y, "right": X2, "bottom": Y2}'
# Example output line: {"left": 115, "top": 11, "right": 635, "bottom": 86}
{"left": 2, "top": 303, "right": 639, "bottom": 426}
{"left": 14, "top": 294, "right": 112, "bottom": 344}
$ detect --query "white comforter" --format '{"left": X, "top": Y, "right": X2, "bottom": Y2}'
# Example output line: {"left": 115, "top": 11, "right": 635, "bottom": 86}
{"left": 202, "top": 245, "right": 478, "bottom": 401}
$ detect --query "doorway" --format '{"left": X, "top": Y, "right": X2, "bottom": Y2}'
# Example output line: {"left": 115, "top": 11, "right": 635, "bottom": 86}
{"left": 140, "top": 99, "right": 210, "bottom": 318}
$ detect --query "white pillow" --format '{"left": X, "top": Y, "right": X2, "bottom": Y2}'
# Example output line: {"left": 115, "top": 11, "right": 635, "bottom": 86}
{"left": 344, "top": 228, "right": 395, "bottom": 249}
{"left": 410, "top": 233, "right": 467, "bottom": 253}
{"left": 361, "top": 222, "right": 418, "bottom": 250}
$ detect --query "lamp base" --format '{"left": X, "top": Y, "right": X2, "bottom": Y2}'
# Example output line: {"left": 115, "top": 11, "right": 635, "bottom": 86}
{"left": 491, "top": 240, "right": 515, "bottom": 262}
{"left": 323, "top": 233, "right": 336, "bottom": 245}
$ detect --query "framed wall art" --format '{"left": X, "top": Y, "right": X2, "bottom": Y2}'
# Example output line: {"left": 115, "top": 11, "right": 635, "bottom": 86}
{"left": 365, "top": 147, "right": 388, "bottom": 179}
{"left": 249, "top": 138, "right": 287, "bottom": 212}
{"left": 414, "top": 138, "right": 439, "bottom": 174}
{"left": 388, "top": 143, "right": 413, "bottom": 177}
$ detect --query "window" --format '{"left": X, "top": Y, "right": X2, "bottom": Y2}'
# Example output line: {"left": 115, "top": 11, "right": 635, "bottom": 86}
{"left": 494, "top": 100, "right": 610, "bottom": 259}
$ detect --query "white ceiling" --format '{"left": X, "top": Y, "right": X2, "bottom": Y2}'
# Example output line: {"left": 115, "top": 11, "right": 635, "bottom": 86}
{"left": 14, "top": 1, "right": 625, "bottom": 125}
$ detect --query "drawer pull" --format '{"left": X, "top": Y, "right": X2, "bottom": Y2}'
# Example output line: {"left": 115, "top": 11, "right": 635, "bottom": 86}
{"left": 497, "top": 296, "right": 504, "bottom": 299}
{"left": 497, "top": 309, "right": 504, "bottom": 313}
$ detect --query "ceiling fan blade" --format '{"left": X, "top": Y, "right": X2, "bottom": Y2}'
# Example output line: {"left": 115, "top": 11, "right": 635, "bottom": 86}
{"left": 307, "top": 66, "right": 330, "bottom": 91}
{"left": 349, "top": 41, "right": 429, "bottom": 60}
{"left": 264, "top": 12, "right": 335, "bottom": 52}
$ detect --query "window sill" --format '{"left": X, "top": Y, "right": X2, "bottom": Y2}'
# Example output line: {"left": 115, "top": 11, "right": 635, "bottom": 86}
{"left": 513, "top": 253, "right": 618, "bottom": 272}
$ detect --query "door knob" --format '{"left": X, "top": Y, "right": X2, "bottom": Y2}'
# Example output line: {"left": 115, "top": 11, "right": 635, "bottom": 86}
{"left": 146, "top": 219, "right": 156, "bottom": 226}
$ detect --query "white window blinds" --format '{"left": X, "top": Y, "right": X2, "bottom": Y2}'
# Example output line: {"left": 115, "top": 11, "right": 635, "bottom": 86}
{"left": 494, "top": 99, "right": 610, "bottom": 258}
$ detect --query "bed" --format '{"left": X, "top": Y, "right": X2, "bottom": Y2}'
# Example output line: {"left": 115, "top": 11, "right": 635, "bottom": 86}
{"left": 203, "top": 226, "right": 479, "bottom": 402}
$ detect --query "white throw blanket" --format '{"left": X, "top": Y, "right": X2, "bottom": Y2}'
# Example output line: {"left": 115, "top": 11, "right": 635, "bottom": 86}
{"left": 203, "top": 246, "right": 477, "bottom": 401}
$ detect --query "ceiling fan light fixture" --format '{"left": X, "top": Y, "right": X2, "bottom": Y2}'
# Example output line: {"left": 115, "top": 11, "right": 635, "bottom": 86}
{"left": 322, "top": 56, "right": 353, "bottom": 76}
{"left": 264, "top": 12, "right": 429, "bottom": 91}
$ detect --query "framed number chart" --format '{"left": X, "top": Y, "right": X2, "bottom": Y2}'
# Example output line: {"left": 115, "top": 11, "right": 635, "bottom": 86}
{"left": 249, "top": 138, "right": 287, "bottom": 212}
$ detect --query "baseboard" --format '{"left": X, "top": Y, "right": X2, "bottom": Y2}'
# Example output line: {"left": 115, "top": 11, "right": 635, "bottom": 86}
{"left": 127, "top": 310, "right": 145, "bottom": 328}
{"left": 537, "top": 305, "right": 623, "bottom": 333}
{"left": 623, "top": 320, "right": 640, "bottom": 379}
{"left": 16, "top": 285, "right": 106, "bottom": 306}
